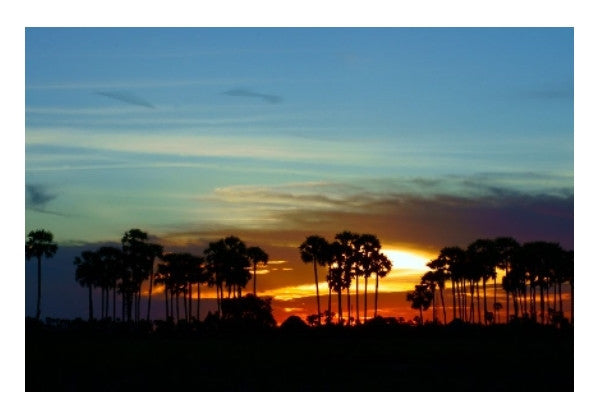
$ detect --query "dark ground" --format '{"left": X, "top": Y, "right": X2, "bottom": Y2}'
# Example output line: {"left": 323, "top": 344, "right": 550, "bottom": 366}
{"left": 26, "top": 319, "right": 573, "bottom": 391}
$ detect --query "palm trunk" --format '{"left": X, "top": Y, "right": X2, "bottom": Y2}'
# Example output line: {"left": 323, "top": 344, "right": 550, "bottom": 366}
{"left": 540, "top": 283, "right": 545, "bottom": 325}
{"left": 482, "top": 279, "right": 487, "bottom": 324}
{"left": 558, "top": 281, "right": 563, "bottom": 314}
{"left": 88, "top": 285, "right": 94, "bottom": 320}
{"left": 364, "top": 275, "right": 368, "bottom": 323}
{"left": 355, "top": 275, "right": 360, "bottom": 324}
{"left": 432, "top": 285, "right": 436, "bottom": 323}
{"left": 101, "top": 287, "right": 105, "bottom": 319}
{"left": 253, "top": 264, "right": 257, "bottom": 295}
{"left": 374, "top": 274, "right": 380, "bottom": 318}
{"left": 113, "top": 286, "right": 116, "bottom": 320}
{"left": 469, "top": 281, "right": 475, "bottom": 324}
{"left": 327, "top": 286, "right": 332, "bottom": 324}
{"left": 197, "top": 283, "right": 201, "bottom": 321}
{"left": 493, "top": 276, "right": 497, "bottom": 323}
{"left": 36, "top": 256, "right": 42, "bottom": 320}
{"left": 313, "top": 260, "right": 321, "bottom": 325}
{"left": 440, "top": 285, "right": 447, "bottom": 324}
{"left": 451, "top": 280, "right": 457, "bottom": 321}
{"left": 570, "top": 281, "right": 574, "bottom": 324}
{"left": 165, "top": 285, "right": 169, "bottom": 321}
{"left": 147, "top": 275, "right": 154, "bottom": 322}
{"left": 183, "top": 290, "right": 188, "bottom": 321}
{"left": 337, "top": 290, "right": 343, "bottom": 324}
{"left": 476, "top": 282, "right": 481, "bottom": 324}
{"left": 176, "top": 293, "right": 180, "bottom": 322}
{"left": 346, "top": 286, "right": 351, "bottom": 324}
{"left": 188, "top": 283, "right": 193, "bottom": 320}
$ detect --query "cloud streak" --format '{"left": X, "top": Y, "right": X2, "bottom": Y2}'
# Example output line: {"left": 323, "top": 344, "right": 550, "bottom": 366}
{"left": 223, "top": 88, "right": 282, "bottom": 104}
{"left": 95, "top": 91, "right": 155, "bottom": 108}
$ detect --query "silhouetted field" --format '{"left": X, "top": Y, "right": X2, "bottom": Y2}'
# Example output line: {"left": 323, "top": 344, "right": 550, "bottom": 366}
{"left": 26, "top": 319, "right": 573, "bottom": 391}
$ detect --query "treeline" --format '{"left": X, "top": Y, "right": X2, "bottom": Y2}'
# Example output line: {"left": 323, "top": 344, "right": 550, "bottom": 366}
{"left": 25, "top": 228, "right": 271, "bottom": 323}
{"left": 299, "top": 232, "right": 392, "bottom": 325}
{"left": 410, "top": 237, "right": 574, "bottom": 326}
{"left": 26, "top": 228, "right": 573, "bottom": 328}
{"left": 72, "top": 229, "right": 270, "bottom": 323}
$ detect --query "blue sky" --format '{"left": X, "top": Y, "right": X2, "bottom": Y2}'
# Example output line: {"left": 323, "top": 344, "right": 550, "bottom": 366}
{"left": 26, "top": 27, "right": 573, "bottom": 249}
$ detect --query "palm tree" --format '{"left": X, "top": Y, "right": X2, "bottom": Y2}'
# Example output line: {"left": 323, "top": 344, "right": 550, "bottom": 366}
{"left": 334, "top": 231, "right": 360, "bottom": 324}
{"left": 427, "top": 247, "right": 465, "bottom": 322}
{"left": 421, "top": 270, "right": 447, "bottom": 324}
{"left": 356, "top": 234, "right": 381, "bottom": 323}
{"left": 407, "top": 283, "right": 433, "bottom": 325}
{"left": 97, "top": 246, "right": 125, "bottom": 320}
{"left": 565, "top": 250, "right": 574, "bottom": 324}
{"left": 74, "top": 250, "right": 100, "bottom": 320}
{"left": 26, "top": 229, "right": 58, "bottom": 320}
{"left": 247, "top": 246, "right": 269, "bottom": 295}
{"left": 205, "top": 236, "right": 251, "bottom": 315}
{"left": 467, "top": 239, "right": 498, "bottom": 325}
{"left": 494, "top": 237, "right": 520, "bottom": 323}
{"left": 121, "top": 229, "right": 161, "bottom": 322}
{"left": 144, "top": 243, "right": 163, "bottom": 321}
{"left": 372, "top": 251, "right": 392, "bottom": 318}
{"left": 299, "top": 235, "right": 330, "bottom": 325}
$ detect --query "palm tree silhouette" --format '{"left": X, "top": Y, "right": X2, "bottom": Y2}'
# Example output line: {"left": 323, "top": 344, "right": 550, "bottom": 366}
{"left": 157, "top": 252, "right": 203, "bottom": 322}
{"left": 299, "top": 235, "right": 330, "bottom": 325}
{"left": 372, "top": 251, "right": 392, "bottom": 318}
{"left": 334, "top": 231, "right": 359, "bottom": 324}
{"left": 356, "top": 234, "right": 381, "bottom": 323}
{"left": 205, "top": 236, "right": 250, "bottom": 315}
{"left": 74, "top": 250, "right": 100, "bottom": 320}
{"left": 407, "top": 283, "right": 433, "bottom": 325}
{"left": 427, "top": 247, "right": 466, "bottom": 322}
{"left": 421, "top": 270, "right": 447, "bottom": 324}
{"left": 467, "top": 239, "right": 498, "bottom": 325}
{"left": 97, "top": 246, "right": 125, "bottom": 320}
{"left": 121, "top": 229, "right": 162, "bottom": 322}
{"left": 247, "top": 246, "right": 269, "bottom": 295}
{"left": 494, "top": 237, "right": 520, "bottom": 323}
{"left": 26, "top": 229, "right": 58, "bottom": 321}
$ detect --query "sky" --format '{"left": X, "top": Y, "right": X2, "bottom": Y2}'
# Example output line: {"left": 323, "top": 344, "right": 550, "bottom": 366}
{"left": 24, "top": 27, "right": 574, "bottom": 322}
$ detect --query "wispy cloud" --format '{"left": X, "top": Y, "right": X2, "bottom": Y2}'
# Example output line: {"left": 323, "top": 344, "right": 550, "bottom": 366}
{"left": 26, "top": 184, "right": 67, "bottom": 216}
{"left": 200, "top": 175, "right": 573, "bottom": 250}
{"left": 223, "top": 88, "right": 282, "bottom": 104}
{"left": 26, "top": 184, "right": 57, "bottom": 207}
{"left": 95, "top": 91, "right": 155, "bottom": 109}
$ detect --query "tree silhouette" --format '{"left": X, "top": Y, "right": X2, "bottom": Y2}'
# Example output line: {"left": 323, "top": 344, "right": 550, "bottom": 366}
{"left": 427, "top": 247, "right": 466, "bottom": 322}
{"left": 299, "top": 235, "right": 330, "bottom": 325}
{"left": 26, "top": 229, "right": 58, "bottom": 320}
{"left": 334, "top": 231, "right": 360, "bottom": 324}
{"left": 204, "top": 236, "right": 251, "bottom": 316}
{"left": 372, "top": 251, "right": 392, "bottom": 318}
{"left": 494, "top": 237, "right": 520, "bottom": 323}
{"left": 356, "top": 233, "right": 381, "bottom": 323}
{"left": 566, "top": 250, "right": 573, "bottom": 324}
{"left": 157, "top": 252, "right": 203, "bottom": 322}
{"left": 121, "top": 229, "right": 162, "bottom": 322}
{"left": 421, "top": 270, "right": 446, "bottom": 324}
{"left": 467, "top": 239, "right": 498, "bottom": 325}
{"left": 247, "top": 246, "right": 269, "bottom": 295}
{"left": 74, "top": 250, "right": 100, "bottom": 320}
{"left": 407, "top": 283, "right": 433, "bottom": 325}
